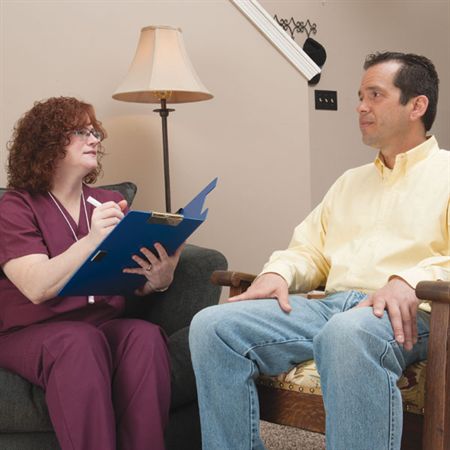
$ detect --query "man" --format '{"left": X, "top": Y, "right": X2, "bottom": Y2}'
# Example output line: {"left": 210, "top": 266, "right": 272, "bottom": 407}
{"left": 189, "top": 52, "right": 449, "bottom": 450}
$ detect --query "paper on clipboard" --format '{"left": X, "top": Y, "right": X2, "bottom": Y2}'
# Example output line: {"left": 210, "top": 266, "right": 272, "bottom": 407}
{"left": 58, "top": 178, "right": 218, "bottom": 296}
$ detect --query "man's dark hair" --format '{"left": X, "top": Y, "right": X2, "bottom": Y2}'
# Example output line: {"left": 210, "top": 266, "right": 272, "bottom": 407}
{"left": 364, "top": 52, "right": 439, "bottom": 131}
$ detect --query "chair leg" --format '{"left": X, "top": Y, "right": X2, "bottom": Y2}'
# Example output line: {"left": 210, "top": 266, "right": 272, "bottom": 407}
{"left": 422, "top": 302, "right": 450, "bottom": 450}
{"left": 401, "top": 412, "right": 423, "bottom": 450}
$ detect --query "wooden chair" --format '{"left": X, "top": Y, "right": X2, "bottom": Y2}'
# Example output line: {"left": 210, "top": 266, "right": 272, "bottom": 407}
{"left": 211, "top": 270, "right": 450, "bottom": 450}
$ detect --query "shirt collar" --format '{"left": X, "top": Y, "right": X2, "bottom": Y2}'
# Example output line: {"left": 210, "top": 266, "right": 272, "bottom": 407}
{"left": 374, "top": 135, "right": 439, "bottom": 176}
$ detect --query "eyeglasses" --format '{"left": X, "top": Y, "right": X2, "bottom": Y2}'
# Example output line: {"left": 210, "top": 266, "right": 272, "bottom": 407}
{"left": 72, "top": 128, "right": 104, "bottom": 141}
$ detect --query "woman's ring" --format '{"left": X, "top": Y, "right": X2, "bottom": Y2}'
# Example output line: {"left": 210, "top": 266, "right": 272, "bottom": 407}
{"left": 145, "top": 264, "right": 152, "bottom": 272}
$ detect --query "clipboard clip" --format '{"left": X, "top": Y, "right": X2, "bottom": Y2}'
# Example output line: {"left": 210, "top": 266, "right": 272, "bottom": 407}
{"left": 147, "top": 212, "right": 183, "bottom": 226}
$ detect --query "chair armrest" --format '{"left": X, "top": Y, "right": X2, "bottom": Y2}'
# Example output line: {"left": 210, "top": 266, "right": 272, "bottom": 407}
{"left": 211, "top": 270, "right": 256, "bottom": 297}
{"left": 211, "top": 270, "right": 326, "bottom": 299}
{"left": 416, "top": 281, "right": 450, "bottom": 304}
{"left": 125, "top": 245, "right": 227, "bottom": 336}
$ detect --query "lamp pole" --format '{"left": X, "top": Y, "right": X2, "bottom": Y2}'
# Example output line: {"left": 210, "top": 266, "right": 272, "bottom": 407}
{"left": 154, "top": 97, "right": 175, "bottom": 212}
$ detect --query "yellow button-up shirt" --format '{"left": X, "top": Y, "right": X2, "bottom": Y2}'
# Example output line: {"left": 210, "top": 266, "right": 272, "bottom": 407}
{"left": 262, "top": 136, "right": 449, "bottom": 307}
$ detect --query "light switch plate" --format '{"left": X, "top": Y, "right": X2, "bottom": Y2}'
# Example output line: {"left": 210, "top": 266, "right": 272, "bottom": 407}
{"left": 315, "top": 90, "right": 338, "bottom": 110}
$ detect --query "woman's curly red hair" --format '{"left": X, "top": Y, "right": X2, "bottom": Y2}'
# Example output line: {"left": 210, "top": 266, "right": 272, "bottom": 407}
{"left": 7, "top": 97, "right": 107, "bottom": 192}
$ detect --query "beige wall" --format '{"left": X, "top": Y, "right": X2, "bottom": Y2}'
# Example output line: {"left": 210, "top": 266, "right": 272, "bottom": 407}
{"left": 2, "top": 0, "right": 448, "bottom": 276}
{"left": 262, "top": 0, "right": 450, "bottom": 205}
{"left": 0, "top": 0, "right": 311, "bottom": 274}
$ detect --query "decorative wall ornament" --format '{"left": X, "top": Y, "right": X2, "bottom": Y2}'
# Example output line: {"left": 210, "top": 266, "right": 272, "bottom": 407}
{"left": 273, "top": 15, "right": 317, "bottom": 40}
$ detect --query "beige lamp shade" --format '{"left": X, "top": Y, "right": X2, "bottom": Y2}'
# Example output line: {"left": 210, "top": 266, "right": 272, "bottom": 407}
{"left": 112, "top": 26, "right": 213, "bottom": 104}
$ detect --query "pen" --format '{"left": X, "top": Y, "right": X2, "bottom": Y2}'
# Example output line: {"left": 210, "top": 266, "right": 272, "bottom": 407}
{"left": 87, "top": 196, "right": 102, "bottom": 208}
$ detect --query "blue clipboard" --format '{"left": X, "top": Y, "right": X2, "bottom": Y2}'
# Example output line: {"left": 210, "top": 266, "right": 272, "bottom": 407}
{"left": 59, "top": 178, "right": 218, "bottom": 296}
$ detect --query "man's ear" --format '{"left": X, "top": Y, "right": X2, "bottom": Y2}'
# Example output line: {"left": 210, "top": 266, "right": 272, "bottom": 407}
{"left": 409, "top": 95, "right": 429, "bottom": 122}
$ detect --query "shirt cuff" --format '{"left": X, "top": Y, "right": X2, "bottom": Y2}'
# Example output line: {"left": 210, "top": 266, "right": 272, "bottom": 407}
{"left": 390, "top": 266, "right": 447, "bottom": 289}
{"left": 259, "top": 262, "right": 293, "bottom": 288}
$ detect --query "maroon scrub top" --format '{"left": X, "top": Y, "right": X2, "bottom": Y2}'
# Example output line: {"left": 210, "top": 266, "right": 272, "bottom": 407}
{"left": 0, "top": 184, "right": 130, "bottom": 334}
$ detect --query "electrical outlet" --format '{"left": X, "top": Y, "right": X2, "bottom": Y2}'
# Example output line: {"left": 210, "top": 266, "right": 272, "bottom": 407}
{"left": 315, "top": 90, "right": 338, "bottom": 110}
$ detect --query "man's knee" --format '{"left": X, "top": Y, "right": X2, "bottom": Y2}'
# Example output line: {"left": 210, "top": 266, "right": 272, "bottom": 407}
{"left": 190, "top": 304, "right": 227, "bottom": 347}
{"left": 314, "top": 308, "right": 386, "bottom": 357}
{"left": 189, "top": 303, "right": 251, "bottom": 356}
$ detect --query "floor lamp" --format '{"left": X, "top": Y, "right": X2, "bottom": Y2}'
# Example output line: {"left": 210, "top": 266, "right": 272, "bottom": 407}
{"left": 112, "top": 26, "right": 213, "bottom": 212}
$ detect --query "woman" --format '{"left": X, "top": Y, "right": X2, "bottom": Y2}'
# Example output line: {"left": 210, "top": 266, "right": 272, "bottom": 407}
{"left": 0, "top": 97, "right": 183, "bottom": 450}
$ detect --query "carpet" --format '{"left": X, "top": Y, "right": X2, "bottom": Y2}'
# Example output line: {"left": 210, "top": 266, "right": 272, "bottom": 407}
{"left": 260, "top": 421, "right": 325, "bottom": 450}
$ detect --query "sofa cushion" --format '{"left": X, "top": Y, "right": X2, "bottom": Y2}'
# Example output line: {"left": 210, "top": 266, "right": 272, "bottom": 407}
{"left": 257, "top": 359, "right": 426, "bottom": 415}
{"left": 0, "top": 368, "right": 52, "bottom": 432}
{"left": 97, "top": 181, "right": 137, "bottom": 206}
{"left": 0, "top": 182, "right": 137, "bottom": 206}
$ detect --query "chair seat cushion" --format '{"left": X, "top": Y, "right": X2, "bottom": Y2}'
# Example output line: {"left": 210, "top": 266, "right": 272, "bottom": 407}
{"left": 0, "top": 368, "right": 52, "bottom": 432}
{"left": 258, "top": 359, "right": 426, "bottom": 415}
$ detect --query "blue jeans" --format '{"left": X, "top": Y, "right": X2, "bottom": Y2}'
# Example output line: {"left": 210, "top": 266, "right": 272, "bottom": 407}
{"left": 189, "top": 291, "right": 430, "bottom": 450}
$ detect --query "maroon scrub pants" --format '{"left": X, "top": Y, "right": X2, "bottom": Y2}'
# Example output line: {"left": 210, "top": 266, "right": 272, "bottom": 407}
{"left": 0, "top": 318, "right": 171, "bottom": 450}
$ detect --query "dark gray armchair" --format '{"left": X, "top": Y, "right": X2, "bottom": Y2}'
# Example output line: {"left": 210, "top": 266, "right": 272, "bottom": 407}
{"left": 0, "top": 183, "right": 227, "bottom": 450}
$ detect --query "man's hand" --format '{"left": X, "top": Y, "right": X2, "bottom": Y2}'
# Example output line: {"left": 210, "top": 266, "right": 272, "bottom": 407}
{"left": 228, "top": 272, "right": 292, "bottom": 313}
{"left": 355, "top": 277, "right": 420, "bottom": 351}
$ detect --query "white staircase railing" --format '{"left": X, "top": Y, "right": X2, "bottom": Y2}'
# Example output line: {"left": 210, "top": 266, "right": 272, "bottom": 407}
{"left": 230, "top": 0, "right": 321, "bottom": 81}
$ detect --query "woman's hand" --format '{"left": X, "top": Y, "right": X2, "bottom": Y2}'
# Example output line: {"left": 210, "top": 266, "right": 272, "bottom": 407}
{"left": 123, "top": 243, "right": 185, "bottom": 295}
{"left": 87, "top": 200, "right": 127, "bottom": 247}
